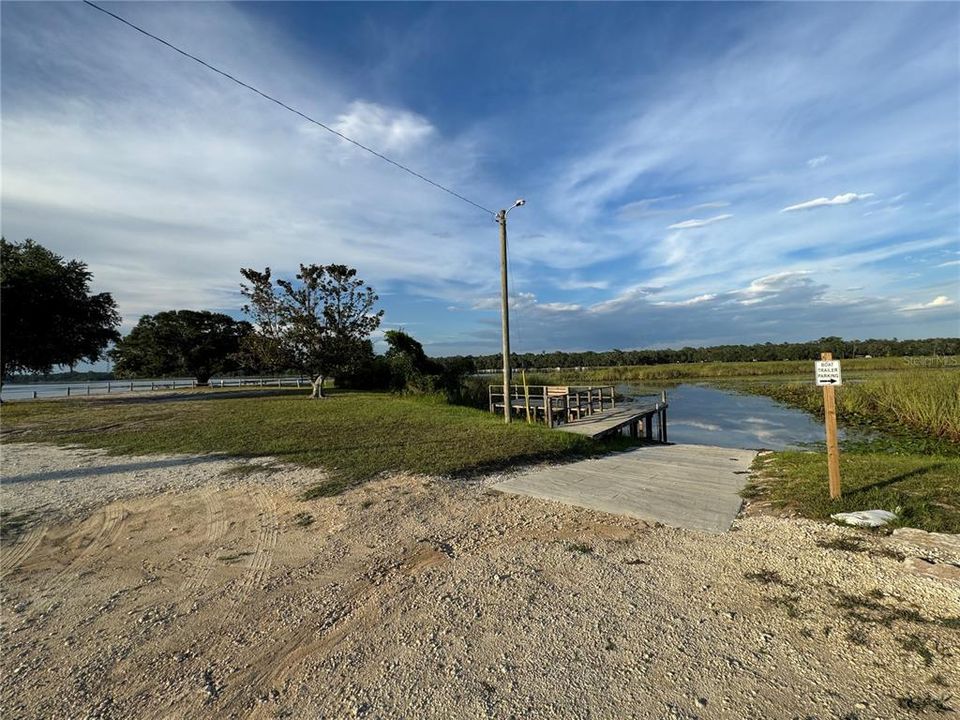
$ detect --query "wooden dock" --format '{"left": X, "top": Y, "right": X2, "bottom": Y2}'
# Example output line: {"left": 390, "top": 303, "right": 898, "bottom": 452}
{"left": 489, "top": 384, "right": 668, "bottom": 442}
{"left": 556, "top": 400, "right": 668, "bottom": 442}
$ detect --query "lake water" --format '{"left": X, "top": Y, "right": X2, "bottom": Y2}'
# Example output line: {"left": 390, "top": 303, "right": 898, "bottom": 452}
{"left": 0, "top": 379, "right": 197, "bottom": 401}
{"left": 622, "top": 383, "right": 853, "bottom": 451}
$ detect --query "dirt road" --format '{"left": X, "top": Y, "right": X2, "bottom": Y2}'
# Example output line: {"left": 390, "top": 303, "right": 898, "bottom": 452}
{"left": 1, "top": 443, "right": 957, "bottom": 719}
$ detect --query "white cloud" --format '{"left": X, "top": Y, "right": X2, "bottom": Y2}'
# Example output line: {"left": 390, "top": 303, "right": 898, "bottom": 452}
{"left": 901, "top": 295, "right": 955, "bottom": 312}
{"left": 472, "top": 292, "right": 537, "bottom": 311}
{"left": 781, "top": 192, "right": 875, "bottom": 212}
{"left": 556, "top": 277, "right": 610, "bottom": 291}
{"left": 807, "top": 155, "right": 830, "bottom": 168}
{"left": 666, "top": 214, "right": 733, "bottom": 230}
{"left": 688, "top": 201, "right": 730, "bottom": 211}
{"left": 538, "top": 302, "right": 582, "bottom": 312}
{"left": 936, "top": 260, "right": 960, "bottom": 267}
{"left": 653, "top": 293, "right": 717, "bottom": 307}
{"left": 330, "top": 100, "right": 435, "bottom": 154}
{"left": 617, "top": 195, "right": 680, "bottom": 218}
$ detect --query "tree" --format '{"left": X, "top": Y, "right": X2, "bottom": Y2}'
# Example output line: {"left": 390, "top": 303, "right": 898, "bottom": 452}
{"left": 384, "top": 329, "right": 442, "bottom": 392}
{"left": 240, "top": 264, "right": 383, "bottom": 398}
{"left": 238, "top": 267, "right": 295, "bottom": 374}
{"left": 0, "top": 238, "right": 120, "bottom": 388}
{"left": 109, "top": 310, "right": 252, "bottom": 385}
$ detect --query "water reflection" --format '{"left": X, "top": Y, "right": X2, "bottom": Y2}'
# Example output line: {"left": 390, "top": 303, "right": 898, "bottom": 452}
{"left": 621, "top": 383, "right": 865, "bottom": 451}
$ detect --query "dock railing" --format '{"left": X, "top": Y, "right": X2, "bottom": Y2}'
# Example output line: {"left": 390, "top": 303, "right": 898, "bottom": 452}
{"left": 488, "top": 384, "right": 616, "bottom": 427}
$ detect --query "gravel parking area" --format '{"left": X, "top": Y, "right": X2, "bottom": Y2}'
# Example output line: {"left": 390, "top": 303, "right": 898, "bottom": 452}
{"left": 1, "top": 443, "right": 958, "bottom": 719}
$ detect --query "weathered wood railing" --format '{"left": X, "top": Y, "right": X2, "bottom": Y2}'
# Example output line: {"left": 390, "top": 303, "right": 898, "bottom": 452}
{"left": 488, "top": 384, "right": 616, "bottom": 426}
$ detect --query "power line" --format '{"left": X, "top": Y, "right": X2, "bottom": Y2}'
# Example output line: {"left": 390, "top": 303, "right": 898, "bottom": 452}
{"left": 82, "top": 0, "right": 496, "bottom": 217}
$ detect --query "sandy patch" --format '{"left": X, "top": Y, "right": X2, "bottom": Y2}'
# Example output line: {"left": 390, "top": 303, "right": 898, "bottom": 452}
{"left": 1, "top": 443, "right": 958, "bottom": 719}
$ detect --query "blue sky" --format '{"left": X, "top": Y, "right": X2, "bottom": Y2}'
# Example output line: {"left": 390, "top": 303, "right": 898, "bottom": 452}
{"left": 2, "top": 1, "right": 958, "bottom": 356}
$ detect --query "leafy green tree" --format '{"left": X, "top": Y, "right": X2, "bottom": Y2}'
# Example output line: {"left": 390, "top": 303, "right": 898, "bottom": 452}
{"left": 240, "top": 264, "right": 383, "bottom": 398}
{"left": 0, "top": 238, "right": 120, "bottom": 389}
{"left": 384, "top": 329, "right": 442, "bottom": 392}
{"left": 110, "top": 310, "right": 251, "bottom": 385}
{"left": 239, "top": 267, "right": 295, "bottom": 374}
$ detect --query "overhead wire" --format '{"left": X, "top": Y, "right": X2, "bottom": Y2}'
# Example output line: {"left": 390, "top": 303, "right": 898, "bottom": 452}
{"left": 82, "top": 0, "right": 497, "bottom": 217}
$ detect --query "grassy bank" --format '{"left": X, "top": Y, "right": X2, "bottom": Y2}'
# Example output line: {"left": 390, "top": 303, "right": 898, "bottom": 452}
{"left": 746, "top": 451, "right": 960, "bottom": 534}
{"left": 740, "top": 370, "right": 960, "bottom": 444}
{"left": 0, "top": 390, "right": 606, "bottom": 497}
{"left": 740, "top": 370, "right": 960, "bottom": 533}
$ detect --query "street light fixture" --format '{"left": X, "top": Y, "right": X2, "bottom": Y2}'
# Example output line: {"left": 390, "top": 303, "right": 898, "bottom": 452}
{"left": 497, "top": 199, "right": 525, "bottom": 423}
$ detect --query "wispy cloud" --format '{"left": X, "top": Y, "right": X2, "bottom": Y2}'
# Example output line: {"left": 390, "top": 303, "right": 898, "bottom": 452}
{"left": 901, "top": 295, "right": 955, "bottom": 312}
{"left": 688, "top": 201, "right": 730, "bottom": 211}
{"left": 666, "top": 214, "right": 733, "bottom": 230}
{"left": 652, "top": 293, "right": 717, "bottom": 307}
{"left": 806, "top": 155, "right": 830, "bottom": 168}
{"left": 555, "top": 276, "right": 610, "bottom": 291}
{"left": 617, "top": 195, "right": 680, "bottom": 218}
{"left": 781, "top": 193, "right": 875, "bottom": 213}
{"left": 331, "top": 100, "right": 435, "bottom": 154}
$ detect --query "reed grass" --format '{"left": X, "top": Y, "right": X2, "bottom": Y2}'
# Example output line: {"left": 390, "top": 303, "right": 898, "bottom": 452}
{"left": 746, "top": 370, "right": 960, "bottom": 443}
{"left": 503, "top": 356, "right": 941, "bottom": 385}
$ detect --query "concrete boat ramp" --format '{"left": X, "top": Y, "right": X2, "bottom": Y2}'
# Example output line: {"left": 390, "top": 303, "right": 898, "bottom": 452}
{"left": 493, "top": 444, "right": 757, "bottom": 534}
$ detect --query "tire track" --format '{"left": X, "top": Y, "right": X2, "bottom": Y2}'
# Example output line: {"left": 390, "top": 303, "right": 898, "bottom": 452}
{"left": 221, "top": 487, "right": 278, "bottom": 625}
{"left": 250, "top": 541, "right": 453, "bottom": 694}
{"left": 178, "top": 486, "right": 227, "bottom": 599}
{"left": 34, "top": 504, "right": 126, "bottom": 616}
{"left": 0, "top": 524, "right": 47, "bottom": 577}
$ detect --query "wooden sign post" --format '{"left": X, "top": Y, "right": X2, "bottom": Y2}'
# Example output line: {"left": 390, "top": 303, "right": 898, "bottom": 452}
{"left": 815, "top": 352, "right": 842, "bottom": 499}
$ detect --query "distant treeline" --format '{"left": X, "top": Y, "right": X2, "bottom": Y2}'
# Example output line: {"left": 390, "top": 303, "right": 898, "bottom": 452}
{"left": 441, "top": 337, "right": 960, "bottom": 371}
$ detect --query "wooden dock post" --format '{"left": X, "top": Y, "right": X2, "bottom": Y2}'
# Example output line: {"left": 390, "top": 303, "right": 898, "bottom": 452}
{"left": 522, "top": 371, "right": 532, "bottom": 424}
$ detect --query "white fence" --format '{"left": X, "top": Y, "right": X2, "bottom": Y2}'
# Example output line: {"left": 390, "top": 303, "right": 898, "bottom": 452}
{"left": 2, "top": 376, "right": 307, "bottom": 401}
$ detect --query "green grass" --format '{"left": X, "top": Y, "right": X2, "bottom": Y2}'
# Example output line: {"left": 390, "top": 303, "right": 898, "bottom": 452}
{"left": 0, "top": 390, "right": 609, "bottom": 496}
{"left": 747, "top": 451, "right": 960, "bottom": 533}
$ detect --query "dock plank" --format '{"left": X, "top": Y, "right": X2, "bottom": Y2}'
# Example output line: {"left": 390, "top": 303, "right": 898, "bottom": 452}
{"left": 554, "top": 401, "right": 661, "bottom": 439}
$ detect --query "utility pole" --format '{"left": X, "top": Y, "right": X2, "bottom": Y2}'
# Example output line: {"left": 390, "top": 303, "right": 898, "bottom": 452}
{"left": 498, "top": 208, "right": 512, "bottom": 423}
{"left": 497, "top": 199, "right": 525, "bottom": 424}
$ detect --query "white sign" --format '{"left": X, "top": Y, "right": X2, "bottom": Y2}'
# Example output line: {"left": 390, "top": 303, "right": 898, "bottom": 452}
{"left": 815, "top": 360, "right": 842, "bottom": 386}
